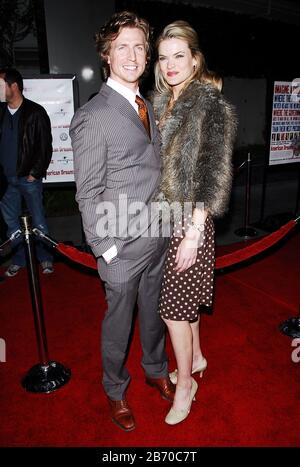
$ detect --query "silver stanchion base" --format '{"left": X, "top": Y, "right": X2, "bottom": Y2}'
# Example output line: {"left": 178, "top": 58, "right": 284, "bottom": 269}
{"left": 279, "top": 317, "right": 300, "bottom": 338}
{"left": 234, "top": 227, "right": 257, "bottom": 239}
{"left": 22, "top": 361, "right": 71, "bottom": 393}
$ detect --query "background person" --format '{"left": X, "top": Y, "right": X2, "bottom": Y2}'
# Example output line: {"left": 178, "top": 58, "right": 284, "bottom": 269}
{"left": 0, "top": 68, "right": 53, "bottom": 277}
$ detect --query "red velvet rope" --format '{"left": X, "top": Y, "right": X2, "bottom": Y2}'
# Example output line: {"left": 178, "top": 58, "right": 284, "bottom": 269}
{"left": 215, "top": 219, "right": 296, "bottom": 269}
{"left": 56, "top": 219, "right": 297, "bottom": 271}
{"left": 56, "top": 243, "right": 97, "bottom": 269}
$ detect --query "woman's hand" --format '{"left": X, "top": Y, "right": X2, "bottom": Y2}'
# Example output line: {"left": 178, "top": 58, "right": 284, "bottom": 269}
{"left": 174, "top": 229, "right": 201, "bottom": 273}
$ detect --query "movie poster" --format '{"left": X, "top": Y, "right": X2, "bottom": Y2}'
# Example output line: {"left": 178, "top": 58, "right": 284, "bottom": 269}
{"left": 269, "top": 80, "right": 300, "bottom": 165}
{"left": 23, "top": 76, "right": 76, "bottom": 182}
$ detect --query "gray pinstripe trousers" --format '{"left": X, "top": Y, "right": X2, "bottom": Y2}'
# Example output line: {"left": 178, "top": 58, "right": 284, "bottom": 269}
{"left": 98, "top": 235, "right": 169, "bottom": 400}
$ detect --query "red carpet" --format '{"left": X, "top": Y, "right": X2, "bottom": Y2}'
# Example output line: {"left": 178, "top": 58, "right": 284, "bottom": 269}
{"left": 0, "top": 231, "right": 300, "bottom": 447}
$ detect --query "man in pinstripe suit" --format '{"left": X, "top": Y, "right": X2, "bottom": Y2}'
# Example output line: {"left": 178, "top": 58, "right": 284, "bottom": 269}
{"left": 70, "top": 12, "right": 174, "bottom": 432}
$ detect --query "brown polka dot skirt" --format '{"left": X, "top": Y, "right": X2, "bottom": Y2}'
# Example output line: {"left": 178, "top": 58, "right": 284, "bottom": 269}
{"left": 159, "top": 216, "right": 215, "bottom": 321}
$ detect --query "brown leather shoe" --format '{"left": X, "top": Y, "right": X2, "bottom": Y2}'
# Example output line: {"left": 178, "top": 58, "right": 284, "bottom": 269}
{"left": 145, "top": 376, "right": 175, "bottom": 402}
{"left": 107, "top": 397, "right": 135, "bottom": 432}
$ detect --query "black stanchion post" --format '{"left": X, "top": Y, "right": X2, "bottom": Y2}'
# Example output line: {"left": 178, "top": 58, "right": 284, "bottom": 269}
{"left": 235, "top": 152, "right": 257, "bottom": 239}
{"left": 258, "top": 158, "right": 269, "bottom": 225}
{"left": 20, "top": 214, "right": 71, "bottom": 393}
{"left": 22, "top": 214, "right": 49, "bottom": 365}
{"left": 280, "top": 311, "right": 300, "bottom": 339}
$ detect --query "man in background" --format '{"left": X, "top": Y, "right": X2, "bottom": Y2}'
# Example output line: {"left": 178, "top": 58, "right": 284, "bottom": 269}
{"left": 0, "top": 68, "right": 53, "bottom": 276}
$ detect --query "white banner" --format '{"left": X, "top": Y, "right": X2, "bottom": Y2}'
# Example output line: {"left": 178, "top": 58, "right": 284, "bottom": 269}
{"left": 269, "top": 80, "right": 300, "bottom": 165}
{"left": 23, "top": 76, "right": 76, "bottom": 182}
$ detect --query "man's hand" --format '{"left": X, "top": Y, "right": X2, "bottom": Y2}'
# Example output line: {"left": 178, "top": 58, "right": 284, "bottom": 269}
{"left": 27, "top": 175, "right": 36, "bottom": 182}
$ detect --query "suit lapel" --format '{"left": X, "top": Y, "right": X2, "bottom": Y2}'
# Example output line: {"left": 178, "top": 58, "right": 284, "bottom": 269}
{"left": 101, "top": 83, "right": 152, "bottom": 140}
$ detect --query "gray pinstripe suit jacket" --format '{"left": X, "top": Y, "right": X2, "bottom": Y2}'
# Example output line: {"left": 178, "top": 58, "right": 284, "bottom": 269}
{"left": 70, "top": 83, "right": 162, "bottom": 260}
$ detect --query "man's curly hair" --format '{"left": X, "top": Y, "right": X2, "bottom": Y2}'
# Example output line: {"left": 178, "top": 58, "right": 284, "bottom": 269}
{"left": 95, "top": 11, "right": 152, "bottom": 80}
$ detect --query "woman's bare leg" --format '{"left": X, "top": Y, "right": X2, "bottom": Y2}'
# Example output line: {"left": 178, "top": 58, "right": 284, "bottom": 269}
{"left": 163, "top": 318, "right": 193, "bottom": 410}
{"left": 190, "top": 315, "right": 206, "bottom": 371}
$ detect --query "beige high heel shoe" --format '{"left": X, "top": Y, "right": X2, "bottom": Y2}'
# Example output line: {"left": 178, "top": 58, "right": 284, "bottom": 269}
{"left": 165, "top": 378, "right": 198, "bottom": 425}
{"left": 169, "top": 357, "right": 207, "bottom": 385}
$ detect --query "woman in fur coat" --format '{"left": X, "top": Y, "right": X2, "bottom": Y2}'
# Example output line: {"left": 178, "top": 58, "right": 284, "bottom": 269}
{"left": 153, "top": 21, "right": 237, "bottom": 425}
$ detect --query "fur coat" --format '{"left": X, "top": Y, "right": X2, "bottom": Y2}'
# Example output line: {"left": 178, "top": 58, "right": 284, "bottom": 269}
{"left": 152, "top": 80, "right": 237, "bottom": 218}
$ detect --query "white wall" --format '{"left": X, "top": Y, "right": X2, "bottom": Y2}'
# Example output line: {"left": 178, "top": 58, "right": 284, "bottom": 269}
{"left": 44, "top": 0, "right": 115, "bottom": 105}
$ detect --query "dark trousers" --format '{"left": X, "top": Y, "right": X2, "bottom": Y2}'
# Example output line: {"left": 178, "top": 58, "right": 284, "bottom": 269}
{"left": 0, "top": 176, "right": 52, "bottom": 266}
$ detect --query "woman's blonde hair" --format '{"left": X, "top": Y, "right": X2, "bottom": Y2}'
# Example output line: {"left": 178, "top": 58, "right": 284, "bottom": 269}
{"left": 155, "top": 20, "right": 222, "bottom": 94}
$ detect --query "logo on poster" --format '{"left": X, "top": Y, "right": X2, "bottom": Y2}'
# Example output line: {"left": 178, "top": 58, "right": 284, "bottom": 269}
{"left": 291, "top": 78, "right": 300, "bottom": 103}
{"left": 60, "top": 132, "right": 68, "bottom": 141}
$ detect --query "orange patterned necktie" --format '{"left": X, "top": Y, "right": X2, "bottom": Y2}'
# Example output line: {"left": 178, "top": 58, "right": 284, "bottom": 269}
{"left": 135, "top": 95, "right": 151, "bottom": 138}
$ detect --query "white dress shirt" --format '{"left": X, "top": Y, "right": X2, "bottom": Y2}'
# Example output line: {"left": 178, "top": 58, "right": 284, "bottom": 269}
{"left": 107, "top": 77, "right": 141, "bottom": 113}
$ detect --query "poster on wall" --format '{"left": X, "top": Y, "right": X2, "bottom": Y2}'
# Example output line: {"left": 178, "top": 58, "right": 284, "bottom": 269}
{"left": 269, "top": 80, "right": 300, "bottom": 165}
{"left": 23, "top": 75, "right": 77, "bottom": 183}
